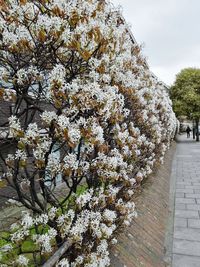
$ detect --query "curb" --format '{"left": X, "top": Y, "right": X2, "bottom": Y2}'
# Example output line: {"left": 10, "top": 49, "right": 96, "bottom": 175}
{"left": 164, "top": 143, "right": 177, "bottom": 266}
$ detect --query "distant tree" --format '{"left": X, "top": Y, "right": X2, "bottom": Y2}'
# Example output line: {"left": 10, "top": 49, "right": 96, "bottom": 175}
{"left": 170, "top": 68, "right": 200, "bottom": 141}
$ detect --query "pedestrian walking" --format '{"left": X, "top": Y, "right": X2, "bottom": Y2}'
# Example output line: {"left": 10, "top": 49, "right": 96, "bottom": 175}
{"left": 186, "top": 125, "right": 191, "bottom": 138}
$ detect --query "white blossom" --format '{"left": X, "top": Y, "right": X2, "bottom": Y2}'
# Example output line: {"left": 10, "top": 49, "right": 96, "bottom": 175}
{"left": 16, "top": 255, "right": 29, "bottom": 266}
{"left": 56, "top": 258, "right": 70, "bottom": 267}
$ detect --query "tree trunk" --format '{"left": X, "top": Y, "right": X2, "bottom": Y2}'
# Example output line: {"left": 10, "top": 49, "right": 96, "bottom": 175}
{"left": 42, "top": 240, "right": 72, "bottom": 267}
{"left": 193, "top": 120, "right": 196, "bottom": 139}
{"left": 196, "top": 119, "right": 199, "bottom": 142}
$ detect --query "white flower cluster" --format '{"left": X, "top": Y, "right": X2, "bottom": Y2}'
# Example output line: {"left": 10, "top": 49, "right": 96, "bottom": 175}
{"left": 56, "top": 258, "right": 70, "bottom": 267}
{"left": 16, "top": 66, "right": 43, "bottom": 86}
{"left": 76, "top": 189, "right": 93, "bottom": 209}
{"left": 8, "top": 116, "right": 22, "bottom": 137}
{"left": 41, "top": 111, "right": 58, "bottom": 125}
{"left": 92, "top": 149, "right": 128, "bottom": 182}
{"left": 57, "top": 209, "right": 75, "bottom": 238}
{"left": 16, "top": 255, "right": 29, "bottom": 267}
{"left": 33, "top": 228, "right": 57, "bottom": 254}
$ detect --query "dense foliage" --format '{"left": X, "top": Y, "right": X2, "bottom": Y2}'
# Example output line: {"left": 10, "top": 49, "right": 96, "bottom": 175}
{"left": 0, "top": 0, "right": 176, "bottom": 266}
{"left": 170, "top": 68, "right": 200, "bottom": 118}
{"left": 170, "top": 68, "right": 200, "bottom": 140}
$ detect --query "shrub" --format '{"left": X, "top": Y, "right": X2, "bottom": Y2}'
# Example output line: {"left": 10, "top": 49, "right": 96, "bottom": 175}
{"left": 0, "top": 0, "right": 176, "bottom": 266}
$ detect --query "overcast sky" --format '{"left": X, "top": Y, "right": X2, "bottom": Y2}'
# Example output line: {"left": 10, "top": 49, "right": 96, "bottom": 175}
{"left": 111, "top": 0, "right": 200, "bottom": 85}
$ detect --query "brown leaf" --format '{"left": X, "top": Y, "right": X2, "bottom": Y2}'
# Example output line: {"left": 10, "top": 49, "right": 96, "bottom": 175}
{"left": 38, "top": 29, "right": 46, "bottom": 43}
{"left": 19, "top": 0, "right": 27, "bottom": 5}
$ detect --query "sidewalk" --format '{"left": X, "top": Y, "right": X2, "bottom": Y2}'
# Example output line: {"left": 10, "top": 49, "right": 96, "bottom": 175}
{"left": 171, "top": 134, "right": 200, "bottom": 267}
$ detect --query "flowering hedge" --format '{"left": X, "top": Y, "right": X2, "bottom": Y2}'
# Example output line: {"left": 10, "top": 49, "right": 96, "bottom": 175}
{"left": 0, "top": 0, "right": 176, "bottom": 266}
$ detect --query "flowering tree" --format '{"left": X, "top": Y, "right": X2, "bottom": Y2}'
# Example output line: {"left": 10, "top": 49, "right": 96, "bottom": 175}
{"left": 0, "top": 0, "right": 176, "bottom": 266}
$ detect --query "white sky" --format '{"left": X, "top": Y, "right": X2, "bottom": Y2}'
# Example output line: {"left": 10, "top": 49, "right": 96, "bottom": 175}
{"left": 111, "top": 0, "right": 200, "bottom": 85}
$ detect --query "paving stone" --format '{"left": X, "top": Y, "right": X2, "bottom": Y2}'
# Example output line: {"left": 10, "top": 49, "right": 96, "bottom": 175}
{"left": 186, "top": 185, "right": 200, "bottom": 189}
{"left": 176, "top": 192, "right": 185, "bottom": 198}
{"left": 175, "top": 210, "right": 199, "bottom": 219}
{"left": 174, "top": 218, "right": 187, "bottom": 227}
{"left": 186, "top": 194, "right": 200, "bottom": 199}
{"left": 174, "top": 227, "right": 200, "bottom": 242}
{"left": 176, "top": 189, "right": 194, "bottom": 193}
{"left": 173, "top": 254, "right": 200, "bottom": 267}
{"left": 188, "top": 219, "right": 200, "bottom": 229}
{"left": 187, "top": 204, "right": 200, "bottom": 210}
{"left": 176, "top": 184, "right": 185, "bottom": 189}
{"left": 175, "top": 204, "right": 186, "bottom": 210}
{"left": 177, "top": 182, "right": 192, "bottom": 185}
{"left": 173, "top": 239, "right": 200, "bottom": 256}
{"left": 176, "top": 198, "right": 195, "bottom": 204}
{"left": 193, "top": 183, "right": 200, "bottom": 186}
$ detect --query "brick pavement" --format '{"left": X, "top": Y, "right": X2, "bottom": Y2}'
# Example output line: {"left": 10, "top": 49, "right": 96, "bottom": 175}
{"left": 110, "top": 141, "right": 176, "bottom": 267}
{"left": 172, "top": 134, "right": 200, "bottom": 267}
